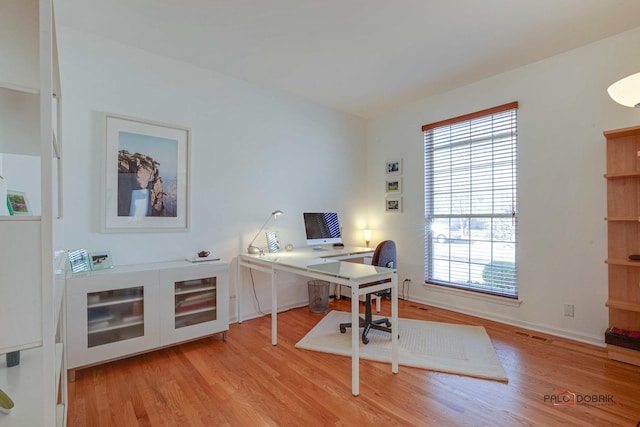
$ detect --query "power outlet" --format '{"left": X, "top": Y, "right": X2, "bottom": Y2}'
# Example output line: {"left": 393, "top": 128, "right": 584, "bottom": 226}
{"left": 563, "top": 304, "right": 574, "bottom": 317}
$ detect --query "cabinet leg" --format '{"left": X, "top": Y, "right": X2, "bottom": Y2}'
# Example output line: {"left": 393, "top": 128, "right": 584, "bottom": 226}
{"left": 222, "top": 331, "right": 227, "bottom": 342}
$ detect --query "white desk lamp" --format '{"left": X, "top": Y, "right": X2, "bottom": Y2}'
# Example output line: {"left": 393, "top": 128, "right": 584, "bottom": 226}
{"left": 247, "top": 210, "right": 283, "bottom": 254}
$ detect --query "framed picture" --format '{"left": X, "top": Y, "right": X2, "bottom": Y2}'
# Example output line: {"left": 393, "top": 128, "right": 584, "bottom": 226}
{"left": 68, "top": 248, "right": 90, "bottom": 274}
{"left": 6, "top": 190, "right": 31, "bottom": 215}
{"left": 265, "top": 230, "right": 281, "bottom": 253}
{"left": 89, "top": 251, "right": 114, "bottom": 271}
{"left": 386, "top": 197, "right": 403, "bottom": 213}
{"left": 102, "top": 113, "right": 190, "bottom": 232}
{"left": 385, "top": 177, "right": 402, "bottom": 193}
{"left": 385, "top": 159, "right": 402, "bottom": 175}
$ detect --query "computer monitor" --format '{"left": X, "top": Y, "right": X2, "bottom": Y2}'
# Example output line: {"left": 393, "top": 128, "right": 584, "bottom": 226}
{"left": 303, "top": 212, "right": 342, "bottom": 249}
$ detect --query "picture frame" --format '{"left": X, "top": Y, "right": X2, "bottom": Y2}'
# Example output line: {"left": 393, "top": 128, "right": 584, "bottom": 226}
{"left": 265, "top": 230, "right": 281, "bottom": 253}
{"left": 102, "top": 113, "right": 191, "bottom": 232}
{"left": 385, "top": 197, "right": 403, "bottom": 213}
{"left": 6, "top": 190, "right": 31, "bottom": 215}
{"left": 385, "top": 159, "right": 402, "bottom": 175}
{"left": 68, "top": 248, "right": 91, "bottom": 274}
{"left": 385, "top": 177, "right": 402, "bottom": 193}
{"left": 89, "top": 251, "right": 114, "bottom": 271}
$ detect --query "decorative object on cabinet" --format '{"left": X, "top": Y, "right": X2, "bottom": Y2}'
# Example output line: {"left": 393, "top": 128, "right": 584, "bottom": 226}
{"left": 385, "top": 158, "right": 402, "bottom": 175}
{"left": 386, "top": 197, "right": 402, "bottom": 213}
{"left": 88, "top": 251, "right": 113, "bottom": 271}
{"left": 607, "top": 71, "right": 640, "bottom": 108}
{"left": 6, "top": 190, "right": 31, "bottom": 215}
{"left": 68, "top": 248, "right": 90, "bottom": 274}
{"left": 102, "top": 113, "right": 191, "bottom": 232}
{"left": 0, "top": 388, "right": 15, "bottom": 414}
{"left": 66, "top": 261, "right": 229, "bottom": 378}
{"left": 603, "top": 125, "right": 640, "bottom": 367}
{"left": 265, "top": 230, "right": 281, "bottom": 253}
{"left": 246, "top": 209, "right": 284, "bottom": 254}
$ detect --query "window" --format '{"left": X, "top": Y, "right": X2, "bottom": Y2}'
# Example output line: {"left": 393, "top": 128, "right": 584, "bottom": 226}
{"left": 423, "top": 102, "right": 518, "bottom": 298}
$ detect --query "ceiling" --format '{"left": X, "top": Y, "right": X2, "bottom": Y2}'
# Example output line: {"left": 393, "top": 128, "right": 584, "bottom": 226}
{"left": 55, "top": 0, "right": 640, "bottom": 118}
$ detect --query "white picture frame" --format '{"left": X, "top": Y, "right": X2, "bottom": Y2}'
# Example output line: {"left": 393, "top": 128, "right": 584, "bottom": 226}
{"left": 386, "top": 197, "right": 402, "bottom": 213}
{"left": 385, "top": 159, "right": 402, "bottom": 175}
{"left": 385, "top": 177, "right": 402, "bottom": 193}
{"left": 102, "top": 113, "right": 190, "bottom": 232}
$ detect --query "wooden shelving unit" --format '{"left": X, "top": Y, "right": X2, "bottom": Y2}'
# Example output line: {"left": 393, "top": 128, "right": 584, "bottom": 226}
{"left": 604, "top": 125, "right": 640, "bottom": 367}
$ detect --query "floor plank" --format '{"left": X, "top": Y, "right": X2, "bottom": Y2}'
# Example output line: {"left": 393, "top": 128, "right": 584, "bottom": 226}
{"left": 68, "top": 299, "right": 640, "bottom": 426}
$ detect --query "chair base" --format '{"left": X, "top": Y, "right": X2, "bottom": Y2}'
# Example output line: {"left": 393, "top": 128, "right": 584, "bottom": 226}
{"left": 339, "top": 294, "right": 392, "bottom": 344}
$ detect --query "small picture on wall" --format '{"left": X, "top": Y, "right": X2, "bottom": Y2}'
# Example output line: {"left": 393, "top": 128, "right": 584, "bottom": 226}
{"left": 89, "top": 251, "right": 114, "bottom": 271}
{"left": 385, "top": 159, "right": 402, "bottom": 175}
{"left": 386, "top": 197, "right": 402, "bottom": 213}
{"left": 385, "top": 177, "right": 402, "bottom": 193}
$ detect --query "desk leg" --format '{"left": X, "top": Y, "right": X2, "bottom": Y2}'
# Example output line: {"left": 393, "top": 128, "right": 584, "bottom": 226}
{"left": 351, "top": 285, "right": 359, "bottom": 396}
{"left": 391, "top": 275, "right": 399, "bottom": 374}
{"left": 272, "top": 269, "right": 278, "bottom": 346}
{"left": 236, "top": 259, "right": 242, "bottom": 323}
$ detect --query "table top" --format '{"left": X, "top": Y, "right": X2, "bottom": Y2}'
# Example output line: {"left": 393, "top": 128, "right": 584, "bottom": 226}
{"left": 240, "top": 246, "right": 393, "bottom": 281}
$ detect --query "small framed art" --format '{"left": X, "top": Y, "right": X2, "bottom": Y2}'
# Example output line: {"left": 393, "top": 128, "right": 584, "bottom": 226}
{"left": 89, "top": 251, "right": 114, "bottom": 271}
{"left": 386, "top": 197, "right": 402, "bottom": 213}
{"left": 265, "top": 230, "right": 281, "bottom": 253}
{"left": 68, "top": 248, "right": 91, "bottom": 274}
{"left": 385, "top": 159, "right": 402, "bottom": 175}
{"left": 6, "top": 190, "right": 31, "bottom": 215}
{"left": 385, "top": 177, "right": 402, "bottom": 193}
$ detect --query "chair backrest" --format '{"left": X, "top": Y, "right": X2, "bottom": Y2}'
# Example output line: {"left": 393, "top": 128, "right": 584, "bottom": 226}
{"left": 371, "top": 240, "right": 396, "bottom": 269}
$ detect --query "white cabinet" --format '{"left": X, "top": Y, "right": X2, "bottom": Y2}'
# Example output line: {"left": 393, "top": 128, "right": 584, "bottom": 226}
{"left": 66, "top": 261, "right": 229, "bottom": 375}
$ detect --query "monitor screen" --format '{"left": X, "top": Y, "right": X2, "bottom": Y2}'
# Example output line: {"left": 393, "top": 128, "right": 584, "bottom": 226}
{"left": 303, "top": 212, "right": 342, "bottom": 248}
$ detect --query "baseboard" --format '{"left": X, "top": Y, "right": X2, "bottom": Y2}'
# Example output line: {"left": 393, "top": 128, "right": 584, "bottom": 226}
{"left": 407, "top": 295, "right": 605, "bottom": 347}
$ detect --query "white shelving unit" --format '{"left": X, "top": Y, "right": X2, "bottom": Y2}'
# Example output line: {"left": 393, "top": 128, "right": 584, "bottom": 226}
{"left": 66, "top": 261, "right": 229, "bottom": 378}
{"left": 0, "top": 1, "right": 64, "bottom": 426}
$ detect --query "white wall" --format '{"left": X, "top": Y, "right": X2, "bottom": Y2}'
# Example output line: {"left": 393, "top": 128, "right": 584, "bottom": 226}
{"left": 367, "top": 27, "right": 640, "bottom": 345}
{"left": 57, "top": 28, "right": 368, "bottom": 321}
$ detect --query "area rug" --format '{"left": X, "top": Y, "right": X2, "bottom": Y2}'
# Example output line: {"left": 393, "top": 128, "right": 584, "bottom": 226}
{"left": 295, "top": 310, "right": 508, "bottom": 382}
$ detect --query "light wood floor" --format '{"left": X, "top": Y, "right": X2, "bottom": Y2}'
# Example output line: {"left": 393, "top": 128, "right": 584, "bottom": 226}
{"left": 67, "top": 298, "right": 640, "bottom": 426}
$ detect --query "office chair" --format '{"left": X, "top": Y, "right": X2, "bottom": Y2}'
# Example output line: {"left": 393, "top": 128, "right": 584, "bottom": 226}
{"left": 339, "top": 240, "right": 396, "bottom": 344}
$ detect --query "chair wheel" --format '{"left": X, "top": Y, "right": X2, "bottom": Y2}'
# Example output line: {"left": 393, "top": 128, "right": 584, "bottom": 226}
{"left": 362, "top": 336, "right": 369, "bottom": 344}
{"left": 385, "top": 321, "right": 391, "bottom": 327}
{"left": 340, "top": 327, "right": 346, "bottom": 333}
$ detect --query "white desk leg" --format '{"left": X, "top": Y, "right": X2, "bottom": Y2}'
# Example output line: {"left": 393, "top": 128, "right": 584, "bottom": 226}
{"left": 391, "top": 275, "right": 399, "bottom": 374}
{"left": 236, "top": 259, "right": 242, "bottom": 323}
{"left": 272, "top": 269, "right": 278, "bottom": 346}
{"left": 351, "top": 285, "right": 359, "bottom": 396}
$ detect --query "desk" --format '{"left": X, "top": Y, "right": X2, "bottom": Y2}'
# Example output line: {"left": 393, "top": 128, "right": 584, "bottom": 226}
{"left": 237, "top": 246, "right": 398, "bottom": 396}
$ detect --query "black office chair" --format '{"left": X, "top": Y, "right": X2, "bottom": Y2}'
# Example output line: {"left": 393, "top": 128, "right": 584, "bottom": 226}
{"left": 339, "top": 240, "right": 396, "bottom": 344}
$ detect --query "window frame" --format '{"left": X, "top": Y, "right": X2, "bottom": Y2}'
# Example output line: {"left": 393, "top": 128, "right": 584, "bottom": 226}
{"left": 423, "top": 102, "right": 519, "bottom": 299}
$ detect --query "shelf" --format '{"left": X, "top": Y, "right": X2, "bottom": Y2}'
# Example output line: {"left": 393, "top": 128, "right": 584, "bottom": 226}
{"left": 604, "top": 172, "right": 640, "bottom": 179}
{"left": 175, "top": 306, "right": 216, "bottom": 318}
{"left": 605, "top": 216, "right": 640, "bottom": 222}
{"left": 87, "top": 296, "right": 143, "bottom": 308}
{"left": 0, "top": 347, "right": 44, "bottom": 427}
{"left": 605, "top": 300, "right": 640, "bottom": 313}
{"left": 605, "top": 258, "right": 640, "bottom": 267}
{"left": 88, "top": 318, "right": 144, "bottom": 334}
{"left": 175, "top": 285, "right": 216, "bottom": 296}
{"left": 0, "top": 216, "right": 41, "bottom": 222}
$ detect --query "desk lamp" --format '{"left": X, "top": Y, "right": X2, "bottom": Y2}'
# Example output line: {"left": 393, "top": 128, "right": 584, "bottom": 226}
{"left": 608, "top": 71, "right": 640, "bottom": 108}
{"left": 247, "top": 210, "right": 283, "bottom": 254}
{"left": 364, "top": 229, "right": 372, "bottom": 248}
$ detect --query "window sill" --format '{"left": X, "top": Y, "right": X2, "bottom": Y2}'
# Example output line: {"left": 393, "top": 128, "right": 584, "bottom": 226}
{"left": 423, "top": 282, "right": 523, "bottom": 307}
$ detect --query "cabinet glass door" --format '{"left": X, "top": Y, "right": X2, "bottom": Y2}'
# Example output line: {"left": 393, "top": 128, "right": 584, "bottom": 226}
{"left": 174, "top": 277, "right": 216, "bottom": 329}
{"left": 87, "top": 287, "right": 144, "bottom": 348}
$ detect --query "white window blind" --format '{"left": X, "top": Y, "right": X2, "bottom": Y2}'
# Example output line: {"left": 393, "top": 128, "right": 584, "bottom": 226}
{"left": 423, "top": 102, "right": 518, "bottom": 298}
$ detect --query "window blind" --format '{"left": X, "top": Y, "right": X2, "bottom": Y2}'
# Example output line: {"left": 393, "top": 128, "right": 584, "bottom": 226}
{"left": 423, "top": 102, "right": 518, "bottom": 298}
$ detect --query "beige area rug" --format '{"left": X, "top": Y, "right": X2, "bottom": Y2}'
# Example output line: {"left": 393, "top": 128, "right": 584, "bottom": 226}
{"left": 295, "top": 310, "right": 508, "bottom": 382}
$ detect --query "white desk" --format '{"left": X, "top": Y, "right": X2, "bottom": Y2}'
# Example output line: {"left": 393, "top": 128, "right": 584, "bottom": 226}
{"left": 237, "top": 246, "right": 398, "bottom": 396}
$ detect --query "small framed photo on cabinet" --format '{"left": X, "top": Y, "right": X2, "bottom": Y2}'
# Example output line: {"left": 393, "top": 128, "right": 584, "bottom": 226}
{"left": 89, "top": 251, "right": 114, "bottom": 271}
{"left": 6, "top": 190, "right": 31, "bottom": 215}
